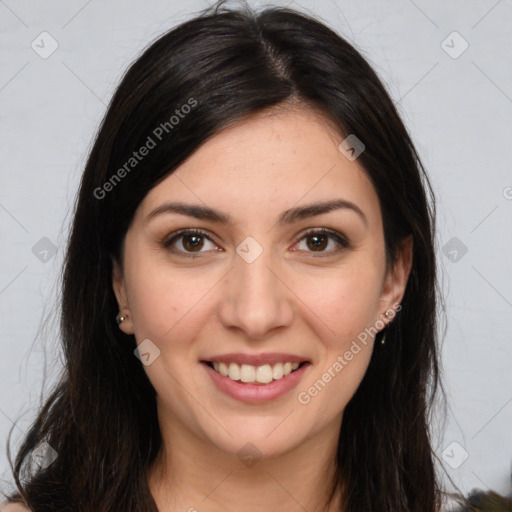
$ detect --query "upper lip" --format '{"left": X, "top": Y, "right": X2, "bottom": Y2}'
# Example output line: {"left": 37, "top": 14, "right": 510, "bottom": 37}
{"left": 201, "top": 353, "right": 310, "bottom": 366}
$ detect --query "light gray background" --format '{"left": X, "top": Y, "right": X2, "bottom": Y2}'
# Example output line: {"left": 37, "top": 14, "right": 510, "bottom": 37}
{"left": 1, "top": 0, "right": 511, "bottom": 501}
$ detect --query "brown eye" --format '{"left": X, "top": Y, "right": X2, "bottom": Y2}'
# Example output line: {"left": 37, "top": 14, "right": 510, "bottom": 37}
{"left": 306, "top": 233, "right": 328, "bottom": 251}
{"left": 162, "top": 229, "right": 218, "bottom": 257}
{"left": 295, "top": 228, "right": 351, "bottom": 255}
{"left": 181, "top": 233, "right": 204, "bottom": 251}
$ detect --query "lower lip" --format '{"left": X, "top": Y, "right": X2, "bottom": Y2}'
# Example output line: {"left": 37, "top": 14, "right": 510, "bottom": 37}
{"left": 202, "top": 362, "right": 310, "bottom": 403}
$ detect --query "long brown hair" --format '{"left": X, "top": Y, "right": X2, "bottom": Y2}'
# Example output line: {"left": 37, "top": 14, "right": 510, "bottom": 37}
{"left": 3, "top": 1, "right": 471, "bottom": 510}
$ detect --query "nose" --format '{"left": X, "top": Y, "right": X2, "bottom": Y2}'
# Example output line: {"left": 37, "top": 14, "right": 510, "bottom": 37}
{"left": 217, "top": 246, "right": 294, "bottom": 340}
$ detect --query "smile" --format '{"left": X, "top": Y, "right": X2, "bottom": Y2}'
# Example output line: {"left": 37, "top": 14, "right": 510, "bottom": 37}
{"left": 201, "top": 355, "right": 311, "bottom": 403}
{"left": 205, "top": 361, "right": 306, "bottom": 384}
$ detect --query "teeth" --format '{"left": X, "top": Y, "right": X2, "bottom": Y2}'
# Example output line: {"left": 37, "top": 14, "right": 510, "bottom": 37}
{"left": 219, "top": 362, "right": 229, "bottom": 376}
{"left": 240, "top": 364, "right": 256, "bottom": 382}
{"left": 210, "top": 361, "right": 304, "bottom": 383}
{"left": 228, "top": 362, "right": 241, "bottom": 381}
{"left": 256, "top": 364, "right": 273, "bottom": 384}
{"left": 273, "top": 363, "right": 284, "bottom": 380}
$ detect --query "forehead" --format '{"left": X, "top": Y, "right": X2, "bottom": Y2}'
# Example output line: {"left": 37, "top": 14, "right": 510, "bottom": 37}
{"left": 135, "top": 107, "right": 382, "bottom": 231}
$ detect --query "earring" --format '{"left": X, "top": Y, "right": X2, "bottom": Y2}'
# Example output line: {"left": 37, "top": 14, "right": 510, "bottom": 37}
{"left": 116, "top": 312, "right": 127, "bottom": 325}
{"left": 381, "top": 311, "right": 391, "bottom": 345}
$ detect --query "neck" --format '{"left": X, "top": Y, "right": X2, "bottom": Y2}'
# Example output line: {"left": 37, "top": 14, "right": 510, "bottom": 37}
{"left": 147, "top": 409, "right": 344, "bottom": 512}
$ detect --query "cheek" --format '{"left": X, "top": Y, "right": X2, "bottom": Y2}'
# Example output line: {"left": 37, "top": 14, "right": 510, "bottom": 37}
{"left": 123, "top": 250, "right": 183, "bottom": 338}
{"left": 127, "top": 271, "right": 176, "bottom": 336}
{"left": 316, "top": 346, "right": 373, "bottom": 419}
{"left": 310, "top": 265, "right": 382, "bottom": 411}
{"left": 295, "top": 263, "right": 383, "bottom": 343}
{"left": 124, "top": 254, "right": 218, "bottom": 349}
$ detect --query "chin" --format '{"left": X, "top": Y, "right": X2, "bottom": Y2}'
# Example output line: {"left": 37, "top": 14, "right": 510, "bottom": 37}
{"left": 205, "top": 426, "right": 305, "bottom": 464}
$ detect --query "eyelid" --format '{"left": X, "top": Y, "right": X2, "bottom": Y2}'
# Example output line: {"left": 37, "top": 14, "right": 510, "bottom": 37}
{"left": 162, "top": 228, "right": 219, "bottom": 257}
{"left": 294, "top": 227, "right": 351, "bottom": 255}
{"left": 161, "top": 227, "right": 351, "bottom": 257}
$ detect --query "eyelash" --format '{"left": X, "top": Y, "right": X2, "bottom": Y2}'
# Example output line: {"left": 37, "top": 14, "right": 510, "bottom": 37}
{"left": 162, "top": 228, "right": 351, "bottom": 259}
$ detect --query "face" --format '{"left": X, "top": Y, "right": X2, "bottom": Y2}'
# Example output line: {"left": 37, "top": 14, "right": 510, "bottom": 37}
{"left": 112, "top": 106, "right": 412, "bottom": 461}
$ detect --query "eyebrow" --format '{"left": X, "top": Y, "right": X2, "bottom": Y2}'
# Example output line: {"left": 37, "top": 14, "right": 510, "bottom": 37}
{"left": 145, "top": 199, "right": 368, "bottom": 228}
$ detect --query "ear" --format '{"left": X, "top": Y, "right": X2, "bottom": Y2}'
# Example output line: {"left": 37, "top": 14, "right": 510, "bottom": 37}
{"left": 377, "top": 235, "right": 413, "bottom": 329}
{"left": 112, "top": 258, "right": 134, "bottom": 335}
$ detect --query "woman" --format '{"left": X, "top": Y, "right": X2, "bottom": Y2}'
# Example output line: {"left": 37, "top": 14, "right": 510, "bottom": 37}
{"left": 1, "top": 1, "right": 472, "bottom": 510}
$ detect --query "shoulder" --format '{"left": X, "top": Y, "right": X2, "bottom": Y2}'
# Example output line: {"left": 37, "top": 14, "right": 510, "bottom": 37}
{"left": 0, "top": 502, "right": 30, "bottom": 512}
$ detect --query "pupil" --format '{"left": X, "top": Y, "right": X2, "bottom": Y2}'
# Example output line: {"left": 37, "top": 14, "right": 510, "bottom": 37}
{"left": 309, "top": 235, "right": 326, "bottom": 251}
{"left": 185, "top": 235, "right": 202, "bottom": 250}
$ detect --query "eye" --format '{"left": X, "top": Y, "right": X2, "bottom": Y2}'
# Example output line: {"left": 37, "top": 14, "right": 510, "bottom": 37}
{"left": 293, "top": 228, "right": 351, "bottom": 256}
{"left": 162, "top": 227, "right": 351, "bottom": 259}
{"left": 162, "top": 228, "right": 220, "bottom": 258}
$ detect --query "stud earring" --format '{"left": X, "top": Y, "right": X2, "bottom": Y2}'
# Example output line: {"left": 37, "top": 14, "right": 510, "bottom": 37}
{"left": 116, "top": 312, "right": 127, "bottom": 325}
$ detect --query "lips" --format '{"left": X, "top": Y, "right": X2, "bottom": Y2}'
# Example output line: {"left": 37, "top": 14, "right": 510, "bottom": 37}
{"left": 205, "top": 360, "right": 306, "bottom": 384}
{"left": 201, "top": 352, "right": 309, "bottom": 366}
{"left": 200, "top": 353, "right": 309, "bottom": 385}
{"left": 202, "top": 358, "right": 311, "bottom": 403}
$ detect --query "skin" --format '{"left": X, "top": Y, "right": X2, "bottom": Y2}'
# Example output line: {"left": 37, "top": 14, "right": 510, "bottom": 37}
{"left": 112, "top": 105, "right": 413, "bottom": 512}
